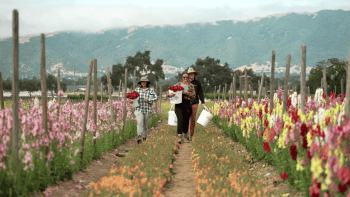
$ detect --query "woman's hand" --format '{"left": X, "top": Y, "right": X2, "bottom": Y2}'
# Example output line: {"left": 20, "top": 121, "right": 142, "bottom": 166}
{"left": 182, "top": 91, "right": 188, "bottom": 94}
{"left": 128, "top": 100, "right": 133, "bottom": 104}
{"left": 144, "top": 98, "right": 149, "bottom": 102}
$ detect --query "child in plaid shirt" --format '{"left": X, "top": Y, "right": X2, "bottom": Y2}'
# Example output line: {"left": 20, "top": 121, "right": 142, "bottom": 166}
{"left": 129, "top": 77, "right": 158, "bottom": 144}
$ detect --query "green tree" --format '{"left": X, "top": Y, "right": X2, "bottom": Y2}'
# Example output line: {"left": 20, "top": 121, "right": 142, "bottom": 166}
{"left": 306, "top": 58, "right": 346, "bottom": 94}
{"left": 124, "top": 51, "right": 165, "bottom": 86}
{"left": 2, "top": 77, "right": 12, "bottom": 91}
{"left": 177, "top": 56, "right": 233, "bottom": 93}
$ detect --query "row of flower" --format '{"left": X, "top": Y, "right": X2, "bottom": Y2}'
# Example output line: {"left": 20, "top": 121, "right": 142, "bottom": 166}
{"left": 211, "top": 87, "right": 350, "bottom": 196}
{"left": 191, "top": 122, "right": 269, "bottom": 196}
{"left": 0, "top": 97, "right": 161, "bottom": 197}
{"left": 87, "top": 124, "right": 179, "bottom": 197}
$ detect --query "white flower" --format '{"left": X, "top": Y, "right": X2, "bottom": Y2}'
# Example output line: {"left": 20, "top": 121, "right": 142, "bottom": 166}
{"left": 314, "top": 88, "right": 323, "bottom": 104}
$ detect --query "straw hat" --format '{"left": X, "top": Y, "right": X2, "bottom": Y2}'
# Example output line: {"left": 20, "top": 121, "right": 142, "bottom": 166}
{"left": 188, "top": 67, "right": 200, "bottom": 75}
{"left": 138, "top": 76, "right": 150, "bottom": 85}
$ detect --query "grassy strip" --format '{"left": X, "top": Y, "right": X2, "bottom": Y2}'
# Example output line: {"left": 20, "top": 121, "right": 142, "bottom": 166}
{"left": 86, "top": 124, "right": 179, "bottom": 197}
{"left": 191, "top": 124, "right": 268, "bottom": 197}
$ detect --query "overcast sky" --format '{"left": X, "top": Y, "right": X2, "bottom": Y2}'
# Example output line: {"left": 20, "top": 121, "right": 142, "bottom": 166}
{"left": 0, "top": 0, "right": 349, "bottom": 38}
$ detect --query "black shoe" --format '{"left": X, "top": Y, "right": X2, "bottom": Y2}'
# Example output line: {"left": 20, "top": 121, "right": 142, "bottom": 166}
{"left": 143, "top": 137, "right": 146, "bottom": 141}
{"left": 137, "top": 136, "right": 142, "bottom": 144}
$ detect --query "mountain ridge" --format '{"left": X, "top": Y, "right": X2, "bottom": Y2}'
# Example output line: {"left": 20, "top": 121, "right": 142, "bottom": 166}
{"left": 0, "top": 9, "right": 349, "bottom": 78}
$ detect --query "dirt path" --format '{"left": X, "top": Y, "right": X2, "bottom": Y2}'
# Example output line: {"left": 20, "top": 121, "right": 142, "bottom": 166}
{"left": 164, "top": 141, "right": 196, "bottom": 197}
{"left": 32, "top": 123, "right": 165, "bottom": 197}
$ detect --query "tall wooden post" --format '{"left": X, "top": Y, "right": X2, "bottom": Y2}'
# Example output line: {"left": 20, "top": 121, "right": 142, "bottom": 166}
{"left": 118, "top": 79, "right": 122, "bottom": 101}
{"left": 282, "top": 55, "right": 291, "bottom": 114}
{"left": 308, "top": 86, "right": 310, "bottom": 97}
{"left": 321, "top": 78, "right": 324, "bottom": 90}
{"left": 341, "top": 79, "right": 344, "bottom": 98}
{"left": 345, "top": 49, "right": 350, "bottom": 119}
{"left": 233, "top": 74, "right": 236, "bottom": 108}
{"left": 249, "top": 85, "right": 253, "bottom": 100}
{"left": 80, "top": 61, "right": 93, "bottom": 165}
{"left": 107, "top": 68, "right": 114, "bottom": 123}
{"left": 218, "top": 85, "right": 221, "bottom": 101}
{"left": 57, "top": 69, "right": 60, "bottom": 119}
{"left": 12, "top": 10, "right": 19, "bottom": 166}
{"left": 258, "top": 73, "right": 265, "bottom": 104}
{"left": 133, "top": 70, "right": 136, "bottom": 90}
{"left": 323, "top": 69, "right": 328, "bottom": 100}
{"left": 40, "top": 34, "right": 49, "bottom": 162}
{"left": 224, "top": 84, "right": 227, "bottom": 101}
{"left": 270, "top": 51, "right": 275, "bottom": 110}
{"left": 300, "top": 44, "right": 306, "bottom": 114}
{"left": 155, "top": 82, "right": 158, "bottom": 114}
{"left": 244, "top": 68, "right": 248, "bottom": 103}
{"left": 159, "top": 87, "right": 163, "bottom": 115}
{"left": 93, "top": 59, "right": 98, "bottom": 142}
{"left": 239, "top": 77, "right": 242, "bottom": 105}
{"left": 214, "top": 86, "right": 216, "bottom": 103}
{"left": 100, "top": 83, "right": 103, "bottom": 103}
{"left": 0, "top": 72, "right": 4, "bottom": 109}
{"left": 123, "top": 68, "right": 128, "bottom": 138}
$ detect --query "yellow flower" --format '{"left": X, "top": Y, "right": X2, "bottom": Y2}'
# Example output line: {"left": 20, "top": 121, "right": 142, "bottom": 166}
{"left": 296, "top": 158, "right": 304, "bottom": 171}
{"left": 310, "top": 157, "right": 323, "bottom": 179}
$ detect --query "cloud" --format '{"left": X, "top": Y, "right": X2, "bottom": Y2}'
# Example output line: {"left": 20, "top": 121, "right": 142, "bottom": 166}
{"left": 0, "top": 3, "right": 349, "bottom": 38}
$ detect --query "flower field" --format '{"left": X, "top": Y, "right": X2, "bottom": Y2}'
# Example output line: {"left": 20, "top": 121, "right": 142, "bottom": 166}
{"left": 210, "top": 87, "right": 350, "bottom": 196}
{"left": 0, "top": 97, "right": 161, "bottom": 196}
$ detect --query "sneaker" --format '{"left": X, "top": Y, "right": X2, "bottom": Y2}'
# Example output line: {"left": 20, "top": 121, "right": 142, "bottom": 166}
{"left": 178, "top": 134, "right": 182, "bottom": 144}
{"left": 137, "top": 136, "right": 142, "bottom": 144}
{"left": 183, "top": 134, "right": 190, "bottom": 143}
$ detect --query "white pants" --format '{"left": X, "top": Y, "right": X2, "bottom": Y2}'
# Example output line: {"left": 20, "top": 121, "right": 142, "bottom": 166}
{"left": 134, "top": 111, "right": 152, "bottom": 138}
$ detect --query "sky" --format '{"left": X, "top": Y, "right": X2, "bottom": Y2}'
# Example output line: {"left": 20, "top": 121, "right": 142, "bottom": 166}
{"left": 0, "top": 0, "right": 350, "bottom": 38}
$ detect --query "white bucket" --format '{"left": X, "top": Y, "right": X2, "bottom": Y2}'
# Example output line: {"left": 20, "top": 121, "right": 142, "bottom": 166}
{"left": 169, "top": 90, "right": 182, "bottom": 104}
{"left": 131, "top": 98, "right": 139, "bottom": 108}
{"left": 197, "top": 109, "right": 214, "bottom": 127}
{"left": 168, "top": 110, "right": 177, "bottom": 126}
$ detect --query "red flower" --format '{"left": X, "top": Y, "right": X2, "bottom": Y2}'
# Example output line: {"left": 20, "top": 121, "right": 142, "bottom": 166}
{"left": 291, "top": 108, "right": 299, "bottom": 123}
{"left": 286, "top": 97, "right": 292, "bottom": 110}
{"left": 126, "top": 91, "right": 140, "bottom": 99}
{"left": 302, "top": 137, "right": 308, "bottom": 150}
{"left": 290, "top": 145, "right": 298, "bottom": 160}
{"left": 300, "top": 123, "right": 308, "bottom": 137}
{"left": 281, "top": 172, "right": 288, "bottom": 180}
{"left": 309, "top": 183, "right": 320, "bottom": 197}
{"left": 263, "top": 142, "right": 271, "bottom": 153}
{"left": 338, "top": 167, "right": 350, "bottom": 183}
{"left": 338, "top": 183, "right": 348, "bottom": 193}
{"left": 168, "top": 85, "right": 183, "bottom": 92}
{"left": 264, "top": 120, "right": 269, "bottom": 128}
{"left": 307, "top": 151, "right": 313, "bottom": 159}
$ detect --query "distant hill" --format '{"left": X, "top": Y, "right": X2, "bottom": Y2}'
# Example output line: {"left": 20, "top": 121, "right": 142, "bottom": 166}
{"left": 0, "top": 9, "right": 349, "bottom": 78}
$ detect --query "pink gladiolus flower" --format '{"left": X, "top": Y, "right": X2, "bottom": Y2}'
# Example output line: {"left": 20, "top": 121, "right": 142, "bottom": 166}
{"left": 58, "top": 90, "right": 64, "bottom": 96}
{"left": 23, "top": 151, "right": 33, "bottom": 164}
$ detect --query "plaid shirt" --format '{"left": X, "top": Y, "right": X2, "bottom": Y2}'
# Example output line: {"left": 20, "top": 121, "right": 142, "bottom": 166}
{"left": 134, "top": 87, "right": 158, "bottom": 114}
{"left": 174, "top": 82, "right": 196, "bottom": 104}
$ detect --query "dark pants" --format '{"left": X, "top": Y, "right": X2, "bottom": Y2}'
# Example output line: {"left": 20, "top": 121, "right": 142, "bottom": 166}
{"left": 175, "top": 101, "right": 192, "bottom": 135}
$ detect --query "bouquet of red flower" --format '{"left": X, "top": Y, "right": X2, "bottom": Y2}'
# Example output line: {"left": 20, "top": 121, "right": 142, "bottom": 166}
{"left": 168, "top": 85, "right": 184, "bottom": 92}
{"left": 126, "top": 91, "right": 140, "bottom": 99}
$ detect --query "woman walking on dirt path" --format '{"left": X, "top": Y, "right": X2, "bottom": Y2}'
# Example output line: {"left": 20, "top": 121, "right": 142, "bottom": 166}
{"left": 188, "top": 68, "right": 206, "bottom": 141}
{"left": 167, "top": 71, "right": 195, "bottom": 144}
{"left": 129, "top": 77, "right": 158, "bottom": 144}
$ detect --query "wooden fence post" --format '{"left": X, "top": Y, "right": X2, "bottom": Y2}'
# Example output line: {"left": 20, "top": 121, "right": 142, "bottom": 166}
{"left": 118, "top": 79, "right": 122, "bottom": 101}
{"left": 159, "top": 87, "right": 163, "bottom": 115}
{"left": 57, "top": 69, "right": 60, "bottom": 119}
{"left": 133, "top": 70, "right": 136, "bottom": 90}
{"left": 214, "top": 86, "right": 216, "bottom": 103}
{"left": 321, "top": 78, "right": 323, "bottom": 90}
{"left": 249, "top": 85, "right": 253, "bottom": 100}
{"left": 282, "top": 54, "right": 291, "bottom": 114}
{"left": 93, "top": 59, "right": 98, "bottom": 148}
{"left": 258, "top": 73, "right": 265, "bottom": 104}
{"left": 244, "top": 68, "right": 248, "bottom": 103}
{"left": 80, "top": 61, "right": 93, "bottom": 165}
{"left": 239, "top": 77, "right": 242, "bottom": 105}
{"left": 12, "top": 9, "right": 20, "bottom": 167}
{"left": 101, "top": 83, "right": 103, "bottom": 103}
{"left": 0, "top": 72, "right": 4, "bottom": 109}
{"left": 123, "top": 68, "right": 128, "bottom": 139}
{"left": 308, "top": 86, "right": 310, "bottom": 97}
{"left": 233, "top": 74, "right": 236, "bottom": 108}
{"left": 224, "top": 84, "right": 227, "bottom": 101}
{"left": 40, "top": 33, "right": 49, "bottom": 164}
{"left": 107, "top": 68, "right": 114, "bottom": 124}
{"left": 155, "top": 82, "right": 158, "bottom": 114}
{"left": 218, "top": 85, "right": 221, "bottom": 101}
{"left": 341, "top": 79, "right": 344, "bottom": 98}
{"left": 270, "top": 51, "right": 275, "bottom": 110}
{"left": 323, "top": 69, "right": 328, "bottom": 101}
{"left": 300, "top": 44, "right": 306, "bottom": 114}
{"left": 345, "top": 48, "right": 350, "bottom": 119}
